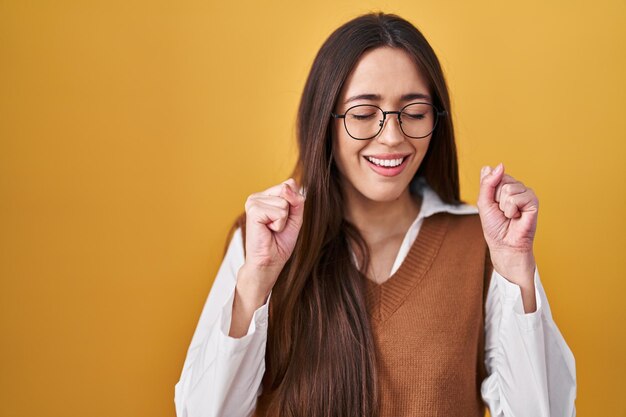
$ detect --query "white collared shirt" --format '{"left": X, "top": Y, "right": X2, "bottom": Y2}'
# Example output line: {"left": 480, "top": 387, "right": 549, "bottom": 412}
{"left": 174, "top": 178, "right": 577, "bottom": 417}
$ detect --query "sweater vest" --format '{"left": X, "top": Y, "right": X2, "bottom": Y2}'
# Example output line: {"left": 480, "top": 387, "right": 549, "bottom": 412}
{"left": 253, "top": 211, "right": 493, "bottom": 416}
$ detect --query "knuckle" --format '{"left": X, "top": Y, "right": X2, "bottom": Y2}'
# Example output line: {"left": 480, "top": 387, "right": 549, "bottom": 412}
{"left": 246, "top": 203, "right": 258, "bottom": 215}
{"left": 245, "top": 194, "right": 260, "bottom": 210}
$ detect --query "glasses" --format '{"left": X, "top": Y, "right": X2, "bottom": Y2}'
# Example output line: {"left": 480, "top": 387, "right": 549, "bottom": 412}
{"left": 330, "top": 102, "right": 447, "bottom": 140}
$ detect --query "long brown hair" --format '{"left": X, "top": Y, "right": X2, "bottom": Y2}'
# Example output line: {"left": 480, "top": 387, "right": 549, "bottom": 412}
{"left": 225, "top": 11, "right": 464, "bottom": 417}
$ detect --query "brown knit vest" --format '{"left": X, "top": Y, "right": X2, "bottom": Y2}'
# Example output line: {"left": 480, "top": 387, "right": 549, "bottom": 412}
{"left": 253, "top": 211, "right": 493, "bottom": 417}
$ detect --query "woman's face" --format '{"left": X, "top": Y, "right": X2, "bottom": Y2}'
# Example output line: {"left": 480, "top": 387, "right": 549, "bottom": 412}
{"left": 332, "top": 46, "right": 433, "bottom": 203}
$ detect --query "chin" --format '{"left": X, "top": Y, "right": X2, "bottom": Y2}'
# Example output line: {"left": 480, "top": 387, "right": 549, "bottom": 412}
{"left": 359, "top": 183, "right": 407, "bottom": 202}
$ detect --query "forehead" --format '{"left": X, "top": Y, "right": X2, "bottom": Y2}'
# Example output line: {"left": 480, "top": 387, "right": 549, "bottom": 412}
{"left": 338, "top": 46, "right": 430, "bottom": 104}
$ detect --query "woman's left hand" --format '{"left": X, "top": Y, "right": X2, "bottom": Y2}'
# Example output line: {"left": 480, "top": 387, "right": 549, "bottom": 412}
{"left": 476, "top": 163, "right": 538, "bottom": 287}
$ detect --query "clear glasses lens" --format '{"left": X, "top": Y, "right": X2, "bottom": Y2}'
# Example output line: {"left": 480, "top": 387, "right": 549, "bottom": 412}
{"left": 344, "top": 103, "right": 437, "bottom": 139}
{"left": 344, "top": 105, "right": 383, "bottom": 140}
{"left": 400, "top": 103, "right": 436, "bottom": 138}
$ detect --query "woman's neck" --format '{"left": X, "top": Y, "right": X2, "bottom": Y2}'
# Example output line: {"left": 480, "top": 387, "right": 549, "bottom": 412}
{"left": 342, "top": 183, "right": 422, "bottom": 246}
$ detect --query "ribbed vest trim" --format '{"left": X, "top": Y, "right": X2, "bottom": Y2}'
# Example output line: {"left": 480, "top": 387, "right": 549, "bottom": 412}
{"left": 365, "top": 212, "right": 450, "bottom": 323}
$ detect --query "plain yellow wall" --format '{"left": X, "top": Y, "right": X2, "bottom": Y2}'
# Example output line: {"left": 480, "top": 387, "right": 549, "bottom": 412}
{"left": 1, "top": 1, "right": 624, "bottom": 416}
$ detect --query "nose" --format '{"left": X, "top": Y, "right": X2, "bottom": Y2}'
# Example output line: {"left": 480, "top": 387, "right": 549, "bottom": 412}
{"left": 376, "top": 113, "right": 406, "bottom": 146}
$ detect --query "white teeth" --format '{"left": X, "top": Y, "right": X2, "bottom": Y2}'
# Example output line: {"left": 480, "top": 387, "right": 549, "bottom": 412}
{"left": 366, "top": 156, "right": 405, "bottom": 167}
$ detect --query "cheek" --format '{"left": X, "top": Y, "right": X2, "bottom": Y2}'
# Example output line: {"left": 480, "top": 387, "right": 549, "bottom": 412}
{"left": 412, "top": 139, "right": 431, "bottom": 162}
{"left": 333, "top": 129, "right": 365, "bottom": 171}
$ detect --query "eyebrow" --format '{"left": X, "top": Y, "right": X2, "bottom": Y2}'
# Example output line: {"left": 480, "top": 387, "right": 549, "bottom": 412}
{"left": 344, "top": 92, "right": 431, "bottom": 104}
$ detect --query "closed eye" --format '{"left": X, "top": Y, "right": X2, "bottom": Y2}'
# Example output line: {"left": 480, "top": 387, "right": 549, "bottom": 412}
{"left": 350, "top": 113, "right": 377, "bottom": 120}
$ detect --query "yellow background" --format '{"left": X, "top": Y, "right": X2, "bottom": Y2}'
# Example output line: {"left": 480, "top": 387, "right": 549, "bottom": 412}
{"left": 1, "top": 1, "right": 624, "bottom": 416}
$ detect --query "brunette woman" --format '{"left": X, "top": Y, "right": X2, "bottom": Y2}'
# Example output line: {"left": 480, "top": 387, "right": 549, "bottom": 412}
{"left": 175, "top": 12, "right": 576, "bottom": 417}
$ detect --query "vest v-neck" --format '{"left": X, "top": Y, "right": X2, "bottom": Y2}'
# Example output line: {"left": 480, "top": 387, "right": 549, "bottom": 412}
{"left": 364, "top": 212, "right": 451, "bottom": 323}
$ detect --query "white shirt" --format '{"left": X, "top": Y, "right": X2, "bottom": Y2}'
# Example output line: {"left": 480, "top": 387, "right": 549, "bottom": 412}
{"left": 174, "top": 179, "right": 577, "bottom": 417}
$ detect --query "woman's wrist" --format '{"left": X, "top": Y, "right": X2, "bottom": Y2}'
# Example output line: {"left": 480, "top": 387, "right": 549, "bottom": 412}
{"left": 490, "top": 250, "right": 536, "bottom": 286}
{"left": 235, "top": 264, "right": 275, "bottom": 308}
{"left": 228, "top": 266, "right": 274, "bottom": 338}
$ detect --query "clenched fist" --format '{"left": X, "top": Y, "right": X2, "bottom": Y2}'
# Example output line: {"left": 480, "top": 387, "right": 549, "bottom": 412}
{"left": 241, "top": 177, "right": 306, "bottom": 293}
{"left": 477, "top": 162, "right": 538, "bottom": 293}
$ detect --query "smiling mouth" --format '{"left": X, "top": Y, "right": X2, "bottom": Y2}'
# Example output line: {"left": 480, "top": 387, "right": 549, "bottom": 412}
{"left": 363, "top": 155, "right": 409, "bottom": 167}
{"left": 362, "top": 154, "right": 412, "bottom": 177}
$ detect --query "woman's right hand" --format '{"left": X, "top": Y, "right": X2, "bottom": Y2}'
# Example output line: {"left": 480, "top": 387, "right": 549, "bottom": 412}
{"left": 240, "top": 177, "right": 306, "bottom": 294}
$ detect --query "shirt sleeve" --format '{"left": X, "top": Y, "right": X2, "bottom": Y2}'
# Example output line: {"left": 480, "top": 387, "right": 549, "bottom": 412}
{"left": 480, "top": 265, "right": 577, "bottom": 417}
{"left": 174, "top": 227, "right": 273, "bottom": 417}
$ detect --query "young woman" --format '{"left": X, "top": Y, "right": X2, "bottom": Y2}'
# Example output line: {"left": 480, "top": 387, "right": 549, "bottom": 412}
{"left": 174, "top": 12, "right": 576, "bottom": 417}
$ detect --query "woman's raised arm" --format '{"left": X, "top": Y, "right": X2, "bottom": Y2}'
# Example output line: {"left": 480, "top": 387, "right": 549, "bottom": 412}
{"left": 174, "top": 227, "right": 271, "bottom": 417}
{"left": 481, "top": 265, "right": 577, "bottom": 417}
{"left": 175, "top": 178, "right": 305, "bottom": 417}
